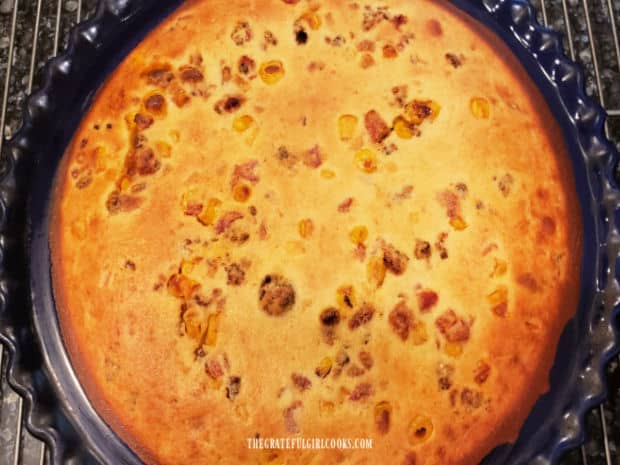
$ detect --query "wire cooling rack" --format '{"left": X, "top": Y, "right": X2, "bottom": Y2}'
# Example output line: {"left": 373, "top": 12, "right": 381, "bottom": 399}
{"left": 0, "top": 1, "right": 619, "bottom": 464}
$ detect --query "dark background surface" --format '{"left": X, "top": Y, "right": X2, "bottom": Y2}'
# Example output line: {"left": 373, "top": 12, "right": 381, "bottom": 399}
{"left": 0, "top": 0, "right": 619, "bottom": 464}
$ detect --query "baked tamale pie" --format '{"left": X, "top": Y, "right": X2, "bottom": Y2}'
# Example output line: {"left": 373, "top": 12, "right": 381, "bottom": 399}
{"left": 50, "top": 1, "right": 582, "bottom": 464}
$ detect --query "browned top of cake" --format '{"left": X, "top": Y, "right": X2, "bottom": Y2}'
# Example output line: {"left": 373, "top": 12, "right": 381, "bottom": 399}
{"left": 51, "top": 1, "right": 582, "bottom": 464}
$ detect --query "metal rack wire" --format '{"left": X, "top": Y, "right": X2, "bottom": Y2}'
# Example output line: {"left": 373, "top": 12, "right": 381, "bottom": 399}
{"left": 0, "top": 1, "right": 618, "bottom": 465}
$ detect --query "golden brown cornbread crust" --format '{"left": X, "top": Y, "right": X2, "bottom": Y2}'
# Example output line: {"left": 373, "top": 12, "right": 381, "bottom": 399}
{"left": 50, "top": 1, "right": 582, "bottom": 464}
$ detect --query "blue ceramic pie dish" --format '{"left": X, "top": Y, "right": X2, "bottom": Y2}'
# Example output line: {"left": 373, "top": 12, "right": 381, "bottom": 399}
{"left": 0, "top": 0, "right": 619, "bottom": 464}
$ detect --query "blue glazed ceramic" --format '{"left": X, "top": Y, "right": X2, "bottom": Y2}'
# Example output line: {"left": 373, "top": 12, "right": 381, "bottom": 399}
{"left": 0, "top": 1, "right": 618, "bottom": 464}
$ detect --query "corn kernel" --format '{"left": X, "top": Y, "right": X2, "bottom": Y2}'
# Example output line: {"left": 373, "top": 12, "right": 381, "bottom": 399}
{"left": 319, "top": 400, "right": 335, "bottom": 415}
{"left": 383, "top": 44, "right": 398, "bottom": 58}
{"left": 124, "top": 112, "right": 138, "bottom": 130}
{"left": 156, "top": 141, "right": 172, "bottom": 158}
{"left": 355, "top": 148, "right": 378, "bottom": 173}
{"left": 167, "top": 273, "right": 200, "bottom": 300}
{"left": 181, "top": 188, "right": 200, "bottom": 211}
{"left": 197, "top": 198, "right": 222, "bottom": 226}
{"left": 444, "top": 342, "right": 463, "bottom": 358}
{"left": 367, "top": 256, "right": 386, "bottom": 288}
{"left": 298, "top": 11, "right": 322, "bottom": 30}
{"left": 338, "top": 114, "right": 358, "bottom": 141}
{"left": 487, "top": 285, "right": 508, "bottom": 306}
{"left": 360, "top": 53, "right": 375, "bottom": 69}
{"left": 234, "top": 75, "right": 251, "bottom": 92}
{"left": 206, "top": 312, "right": 221, "bottom": 346}
{"left": 298, "top": 218, "right": 315, "bottom": 239}
{"left": 321, "top": 169, "right": 336, "bottom": 179}
{"left": 170, "top": 84, "right": 189, "bottom": 108}
{"left": 450, "top": 216, "right": 468, "bottom": 231}
{"left": 404, "top": 99, "right": 441, "bottom": 124}
{"left": 374, "top": 401, "right": 392, "bottom": 433}
{"left": 349, "top": 225, "right": 368, "bottom": 245}
{"left": 407, "top": 415, "right": 434, "bottom": 445}
{"left": 180, "top": 259, "right": 194, "bottom": 275}
{"left": 233, "top": 115, "right": 255, "bottom": 132}
{"left": 233, "top": 183, "right": 252, "bottom": 203}
{"left": 393, "top": 116, "right": 416, "bottom": 139}
{"left": 426, "top": 100, "right": 441, "bottom": 122}
{"left": 183, "top": 308, "right": 205, "bottom": 340}
{"left": 336, "top": 285, "right": 357, "bottom": 310}
{"left": 120, "top": 176, "right": 131, "bottom": 191}
{"left": 205, "top": 259, "right": 219, "bottom": 278}
{"left": 470, "top": 97, "right": 490, "bottom": 119}
{"left": 411, "top": 320, "right": 429, "bottom": 345}
{"left": 94, "top": 146, "right": 109, "bottom": 173}
{"left": 491, "top": 258, "right": 507, "bottom": 277}
{"left": 488, "top": 285, "right": 508, "bottom": 317}
{"left": 315, "top": 357, "right": 333, "bottom": 378}
{"left": 259, "top": 60, "right": 285, "bottom": 85}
